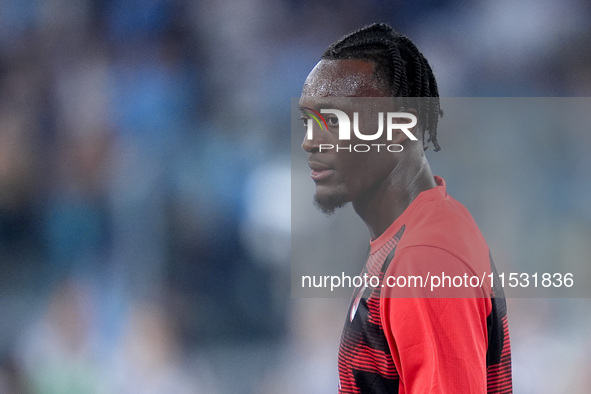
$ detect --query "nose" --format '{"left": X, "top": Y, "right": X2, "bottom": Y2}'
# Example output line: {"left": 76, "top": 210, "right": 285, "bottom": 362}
{"left": 301, "top": 123, "right": 323, "bottom": 153}
{"left": 301, "top": 134, "right": 317, "bottom": 153}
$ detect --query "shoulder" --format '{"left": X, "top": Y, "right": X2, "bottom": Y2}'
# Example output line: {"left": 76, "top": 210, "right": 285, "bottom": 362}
{"left": 383, "top": 244, "right": 491, "bottom": 299}
{"left": 397, "top": 192, "right": 491, "bottom": 274}
{"left": 402, "top": 192, "right": 485, "bottom": 245}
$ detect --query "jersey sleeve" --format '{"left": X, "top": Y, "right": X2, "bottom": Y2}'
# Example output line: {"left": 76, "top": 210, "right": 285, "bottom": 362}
{"left": 379, "top": 245, "right": 491, "bottom": 394}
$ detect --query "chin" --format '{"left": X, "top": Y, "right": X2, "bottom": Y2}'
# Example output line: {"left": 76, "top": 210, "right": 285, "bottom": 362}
{"left": 313, "top": 190, "right": 349, "bottom": 215}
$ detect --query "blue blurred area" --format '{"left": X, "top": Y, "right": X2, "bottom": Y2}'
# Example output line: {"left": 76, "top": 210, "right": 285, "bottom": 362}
{"left": 0, "top": 0, "right": 590, "bottom": 392}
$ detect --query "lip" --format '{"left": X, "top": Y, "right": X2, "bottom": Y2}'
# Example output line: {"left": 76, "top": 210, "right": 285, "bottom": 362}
{"left": 308, "top": 161, "right": 334, "bottom": 181}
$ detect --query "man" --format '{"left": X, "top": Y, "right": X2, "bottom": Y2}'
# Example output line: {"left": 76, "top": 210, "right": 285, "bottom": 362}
{"left": 299, "top": 23, "right": 512, "bottom": 393}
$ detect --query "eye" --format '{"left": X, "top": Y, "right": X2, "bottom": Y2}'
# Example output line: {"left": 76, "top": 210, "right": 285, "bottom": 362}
{"left": 327, "top": 116, "right": 339, "bottom": 126}
{"left": 301, "top": 117, "right": 309, "bottom": 128}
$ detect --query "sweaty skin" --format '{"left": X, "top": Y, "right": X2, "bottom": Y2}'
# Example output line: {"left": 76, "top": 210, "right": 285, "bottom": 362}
{"left": 300, "top": 59, "right": 436, "bottom": 239}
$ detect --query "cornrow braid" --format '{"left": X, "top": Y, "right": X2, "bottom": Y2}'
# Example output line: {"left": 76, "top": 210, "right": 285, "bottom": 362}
{"left": 322, "top": 23, "right": 441, "bottom": 152}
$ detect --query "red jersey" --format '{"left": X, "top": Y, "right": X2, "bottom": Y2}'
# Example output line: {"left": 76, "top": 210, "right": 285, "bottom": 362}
{"left": 338, "top": 176, "right": 512, "bottom": 393}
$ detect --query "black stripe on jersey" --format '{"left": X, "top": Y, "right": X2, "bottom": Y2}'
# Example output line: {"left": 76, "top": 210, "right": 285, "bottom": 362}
{"left": 487, "top": 252, "right": 507, "bottom": 366}
{"left": 353, "top": 370, "right": 399, "bottom": 393}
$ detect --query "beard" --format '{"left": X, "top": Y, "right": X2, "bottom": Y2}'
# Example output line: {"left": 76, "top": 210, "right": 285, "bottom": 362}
{"left": 313, "top": 192, "right": 349, "bottom": 215}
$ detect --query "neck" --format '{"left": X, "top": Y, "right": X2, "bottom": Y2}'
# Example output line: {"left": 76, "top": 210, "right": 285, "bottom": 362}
{"left": 352, "top": 156, "right": 436, "bottom": 240}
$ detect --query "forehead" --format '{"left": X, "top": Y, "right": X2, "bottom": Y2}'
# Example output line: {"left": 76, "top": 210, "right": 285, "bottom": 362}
{"left": 300, "top": 59, "right": 387, "bottom": 99}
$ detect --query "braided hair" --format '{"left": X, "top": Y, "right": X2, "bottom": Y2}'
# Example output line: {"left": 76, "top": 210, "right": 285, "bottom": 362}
{"left": 322, "top": 23, "right": 441, "bottom": 151}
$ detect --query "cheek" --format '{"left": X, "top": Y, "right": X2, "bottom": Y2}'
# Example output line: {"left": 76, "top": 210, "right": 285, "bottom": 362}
{"left": 339, "top": 152, "right": 375, "bottom": 186}
{"left": 351, "top": 152, "right": 395, "bottom": 186}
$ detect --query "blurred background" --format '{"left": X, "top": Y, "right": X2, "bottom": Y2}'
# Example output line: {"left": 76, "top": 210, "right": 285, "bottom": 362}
{"left": 0, "top": 0, "right": 590, "bottom": 393}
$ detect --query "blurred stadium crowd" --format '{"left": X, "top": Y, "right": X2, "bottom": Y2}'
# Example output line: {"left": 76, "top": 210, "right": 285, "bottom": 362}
{"left": 0, "top": 0, "right": 590, "bottom": 393}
